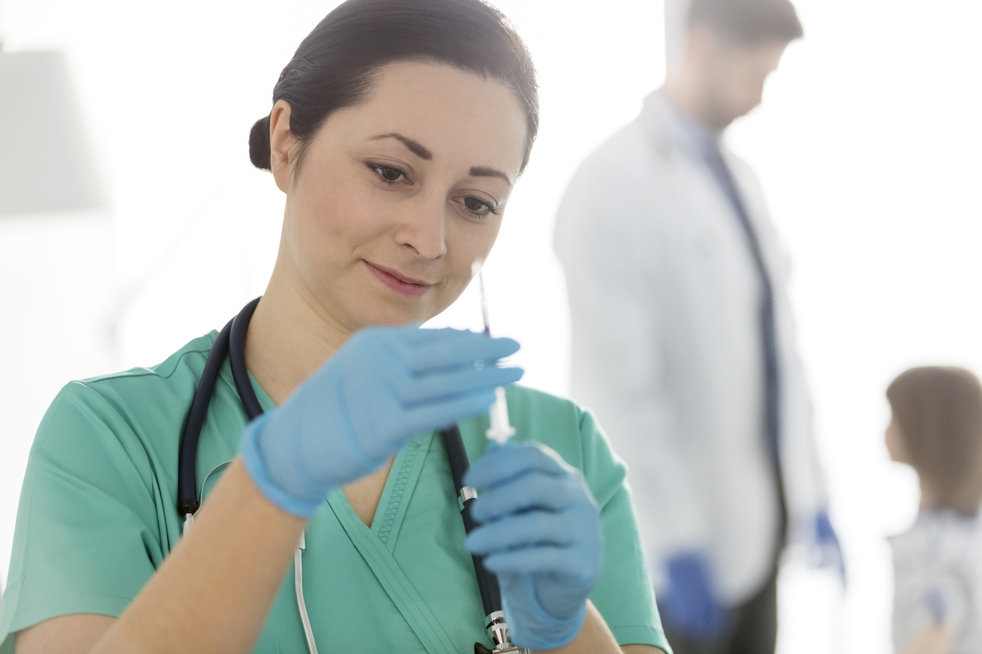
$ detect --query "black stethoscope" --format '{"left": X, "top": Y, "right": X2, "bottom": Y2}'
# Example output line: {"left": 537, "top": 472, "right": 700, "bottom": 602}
{"left": 176, "top": 298, "right": 527, "bottom": 654}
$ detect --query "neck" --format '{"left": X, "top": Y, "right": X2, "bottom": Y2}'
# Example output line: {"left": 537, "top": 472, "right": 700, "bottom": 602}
{"left": 919, "top": 482, "right": 981, "bottom": 518}
{"left": 664, "top": 76, "right": 705, "bottom": 130}
{"left": 919, "top": 481, "right": 958, "bottom": 514}
{"left": 663, "top": 71, "right": 729, "bottom": 134}
{"left": 244, "top": 264, "right": 352, "bottom": 405}
{"left": 919, "top": 481, "right": 941, "bottom": 511}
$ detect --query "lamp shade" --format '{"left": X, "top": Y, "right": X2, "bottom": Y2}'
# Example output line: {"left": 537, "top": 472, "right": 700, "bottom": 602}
{"left": 0, "top": 51, "right": 106, "bottom": 215}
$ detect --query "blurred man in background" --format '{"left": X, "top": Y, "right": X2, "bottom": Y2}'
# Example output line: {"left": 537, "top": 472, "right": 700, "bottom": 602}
{"left": 554, "top": 0, "right": 842, "bottom": 652}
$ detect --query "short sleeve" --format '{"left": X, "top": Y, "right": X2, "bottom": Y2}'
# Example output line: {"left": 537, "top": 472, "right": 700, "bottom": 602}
{"left": 890, "top": 519, "right": 978, "bottom": 653}
{"left": 0, "top": 382, "right": 167, "bottom": 652}
{"left": 578, "top": 407, "right": 672, "bottom": 653}
{"left": 924, "top": 574, "right": 970, "bottom": 635}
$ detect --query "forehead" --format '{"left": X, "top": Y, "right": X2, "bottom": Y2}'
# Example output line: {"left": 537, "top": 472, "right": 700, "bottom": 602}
{"left": 319, "top": 60, "right": 528, "bottom": 179}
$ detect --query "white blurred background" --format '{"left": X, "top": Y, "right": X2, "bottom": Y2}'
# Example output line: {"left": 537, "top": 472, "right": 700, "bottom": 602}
{"left": 2, "top": 0, "right": 981, "bottom": 652}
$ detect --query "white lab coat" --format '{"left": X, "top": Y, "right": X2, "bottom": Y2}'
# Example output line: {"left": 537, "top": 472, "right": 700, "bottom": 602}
{"left": 553, "top": 92, "right": 829, "bottom": 604}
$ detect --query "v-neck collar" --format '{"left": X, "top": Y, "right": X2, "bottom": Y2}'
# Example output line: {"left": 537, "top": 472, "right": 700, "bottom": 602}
{"left": 324, "top": 432, "right": 434, "bottom": 550}
{"left": 247, "top": 366, "right": 435, "bottom": 545}
{"left": 369, "top": 433, "right": 433, "bottom": 549}
{"left": 327, "top": 432, "right": 459, "bottom": 654}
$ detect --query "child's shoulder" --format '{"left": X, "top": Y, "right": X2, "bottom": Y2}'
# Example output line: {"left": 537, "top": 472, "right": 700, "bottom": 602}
{"left": 890, "top": 510, "right": 982, "bottom": 569}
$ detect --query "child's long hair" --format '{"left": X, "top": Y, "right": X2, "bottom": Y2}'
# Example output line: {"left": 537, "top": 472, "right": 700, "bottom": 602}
{"left": 887, "top": 366, "right": 982, "bottom": 514}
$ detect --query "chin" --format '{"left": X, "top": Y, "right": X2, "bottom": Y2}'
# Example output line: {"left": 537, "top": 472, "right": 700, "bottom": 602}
{"left": 352, "top": 302, "right": 441, "bottom": 330}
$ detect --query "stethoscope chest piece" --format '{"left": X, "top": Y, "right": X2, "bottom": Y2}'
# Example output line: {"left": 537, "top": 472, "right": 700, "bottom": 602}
{"left": 474, "top": 611, "right": 529, "bottom": 653}
{"left": 474, "top": 643, "right": 530, "bottom": 654}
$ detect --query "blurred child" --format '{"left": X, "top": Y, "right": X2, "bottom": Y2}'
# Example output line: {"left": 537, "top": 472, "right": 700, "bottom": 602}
{"left": 885, "top": 366, "right": 982, "bottom": 654}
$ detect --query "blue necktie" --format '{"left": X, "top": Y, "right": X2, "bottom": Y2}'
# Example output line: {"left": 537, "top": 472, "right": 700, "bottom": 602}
{"left": 703, "top": 141, "right": 781, "bottom": 463}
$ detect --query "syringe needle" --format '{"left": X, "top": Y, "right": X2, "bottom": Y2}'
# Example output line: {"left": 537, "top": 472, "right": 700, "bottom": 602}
{"left": 471, "top": 258, "right": 515, "bottom": 444}
{"left": 472, "top": 259, "right": 491, "bottom": 336}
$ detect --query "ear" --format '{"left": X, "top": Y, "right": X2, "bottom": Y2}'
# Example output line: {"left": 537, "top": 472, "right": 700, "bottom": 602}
{"left": 269, "top": 99, "right": 296, "bottom": 193}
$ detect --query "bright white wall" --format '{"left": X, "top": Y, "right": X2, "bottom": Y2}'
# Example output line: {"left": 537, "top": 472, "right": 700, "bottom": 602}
{"left": 728, "top": 2, "right": 982, "bottom": 651}
{"left": 2, "top": 1, "right": 981, "bottom": 652}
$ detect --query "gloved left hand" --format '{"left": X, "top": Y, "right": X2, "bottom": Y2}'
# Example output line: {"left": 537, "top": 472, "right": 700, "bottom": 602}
{"left": 659, "top": 550, "right": 730, "bottom": 642}
{"left": 464, "top": 441, "right": 603, "bottom": 650}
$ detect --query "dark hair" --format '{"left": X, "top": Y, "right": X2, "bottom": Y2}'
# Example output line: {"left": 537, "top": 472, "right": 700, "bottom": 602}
{"left": 688, "top": 0, "right": 804, "bottom": 46}
{"left": 249, "top": 0, "right": 538, "bottom": 175}
{"left": 887, "top": 366, "right": 982, "bottom": 514}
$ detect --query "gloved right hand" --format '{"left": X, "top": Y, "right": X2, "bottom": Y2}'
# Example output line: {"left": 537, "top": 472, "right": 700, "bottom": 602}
{"left": 464, "top": 441, "right": 604, "bottom": 650}
{"left": 659, "top": 550, "right": 730, "bottom": 642}
{"left": 240, "top": 325, "right": 522, "bottom": 518}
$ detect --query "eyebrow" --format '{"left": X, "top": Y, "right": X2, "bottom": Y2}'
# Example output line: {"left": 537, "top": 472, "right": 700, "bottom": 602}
{"left": 371, "top": 133, "right": 432, "bottom": 160}
{"left": 371, "top": 133, "right": 512, "bottom": 184}
{"left": 469, "top": 166, "right": 512, "bottom": 184}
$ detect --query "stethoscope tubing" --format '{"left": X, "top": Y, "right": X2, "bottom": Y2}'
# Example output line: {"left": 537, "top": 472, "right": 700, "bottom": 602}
{"left": 443, "top": 425, "right": 501, "bottom": 618}
{"left": 228, "top": 298, "right": 263, "bottom": 420}
{"left": 177, "top": 318, "right": 232, "bottom": 517}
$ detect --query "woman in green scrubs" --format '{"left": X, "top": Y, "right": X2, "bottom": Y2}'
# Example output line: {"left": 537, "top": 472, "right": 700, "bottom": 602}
{"left": 0, "top": 1, "right": 671, "bottom": 652}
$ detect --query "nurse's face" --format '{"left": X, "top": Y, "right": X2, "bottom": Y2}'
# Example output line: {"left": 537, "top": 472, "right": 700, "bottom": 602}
{"left": 270, "top": 61, "right": 527, "bottom": 333}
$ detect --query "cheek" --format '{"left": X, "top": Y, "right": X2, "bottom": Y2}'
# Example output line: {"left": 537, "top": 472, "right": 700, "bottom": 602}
{"left": 715, "top": 63, "right": 764, "bottom": 111}
{"left": 724, "top": 77, "right": 758, "bottom": 110}
{"left": 442, "top": 220, "right": 502, "bottom": 290}
{"left": 294, "top": 173, "right": 382, "bottom": 251}
{"left": 743, "top": 65, "right": 773, "bottom": 102}
{"left": 453, "top": 218, "right": 501, "bottom": 263}
{"left": 885, "top": 424, "right": 907, "bottom": 463}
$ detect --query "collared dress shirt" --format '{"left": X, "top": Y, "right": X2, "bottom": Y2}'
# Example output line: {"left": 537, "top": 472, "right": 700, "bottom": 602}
{"left": 554, "top": 90, "right": 830, "bottom": 604}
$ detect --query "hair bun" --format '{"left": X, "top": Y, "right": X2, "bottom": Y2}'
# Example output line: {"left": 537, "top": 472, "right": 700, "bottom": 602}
{"left": 249, "top": 115, "right": 272, "bottom": 170}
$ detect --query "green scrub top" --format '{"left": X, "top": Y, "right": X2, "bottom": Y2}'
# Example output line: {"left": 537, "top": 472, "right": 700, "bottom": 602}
{"left": 0, "top": 332, "right": 671, "bottom": 653}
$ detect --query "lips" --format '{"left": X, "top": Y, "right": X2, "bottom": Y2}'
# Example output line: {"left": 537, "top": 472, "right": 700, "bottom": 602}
{"left": 365, "top": 261, "right": 434, "bottom": 298}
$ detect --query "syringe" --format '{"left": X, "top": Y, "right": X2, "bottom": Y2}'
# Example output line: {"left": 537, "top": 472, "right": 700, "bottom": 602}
{"left": 471, "top": 260, "right": 516, "bottom": 444}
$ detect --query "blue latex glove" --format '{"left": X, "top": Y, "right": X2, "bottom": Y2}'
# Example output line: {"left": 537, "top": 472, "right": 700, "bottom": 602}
{"left": 659, "top": 550, "right": 730, "bottom": 642}
{"left": 464, "top": 441, "right": 603, "bottom": 650}
{"left": 813, "top": 510, "right": 846, "bottom": 585}
{"left": 240, "top": 325, "right": 522, "bottom": 518}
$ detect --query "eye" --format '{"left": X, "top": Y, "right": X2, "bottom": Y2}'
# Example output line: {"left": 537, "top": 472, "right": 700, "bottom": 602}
{"left": 460, "top": 196, "right": 499, "bottom": 219}
{"left": 369, "top": 164, "right": 408, "bottom": 184}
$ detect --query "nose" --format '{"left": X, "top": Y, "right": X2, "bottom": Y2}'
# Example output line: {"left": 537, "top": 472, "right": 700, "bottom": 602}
{"left": 395, "top": 193, "right": 448, "bottom": 260}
